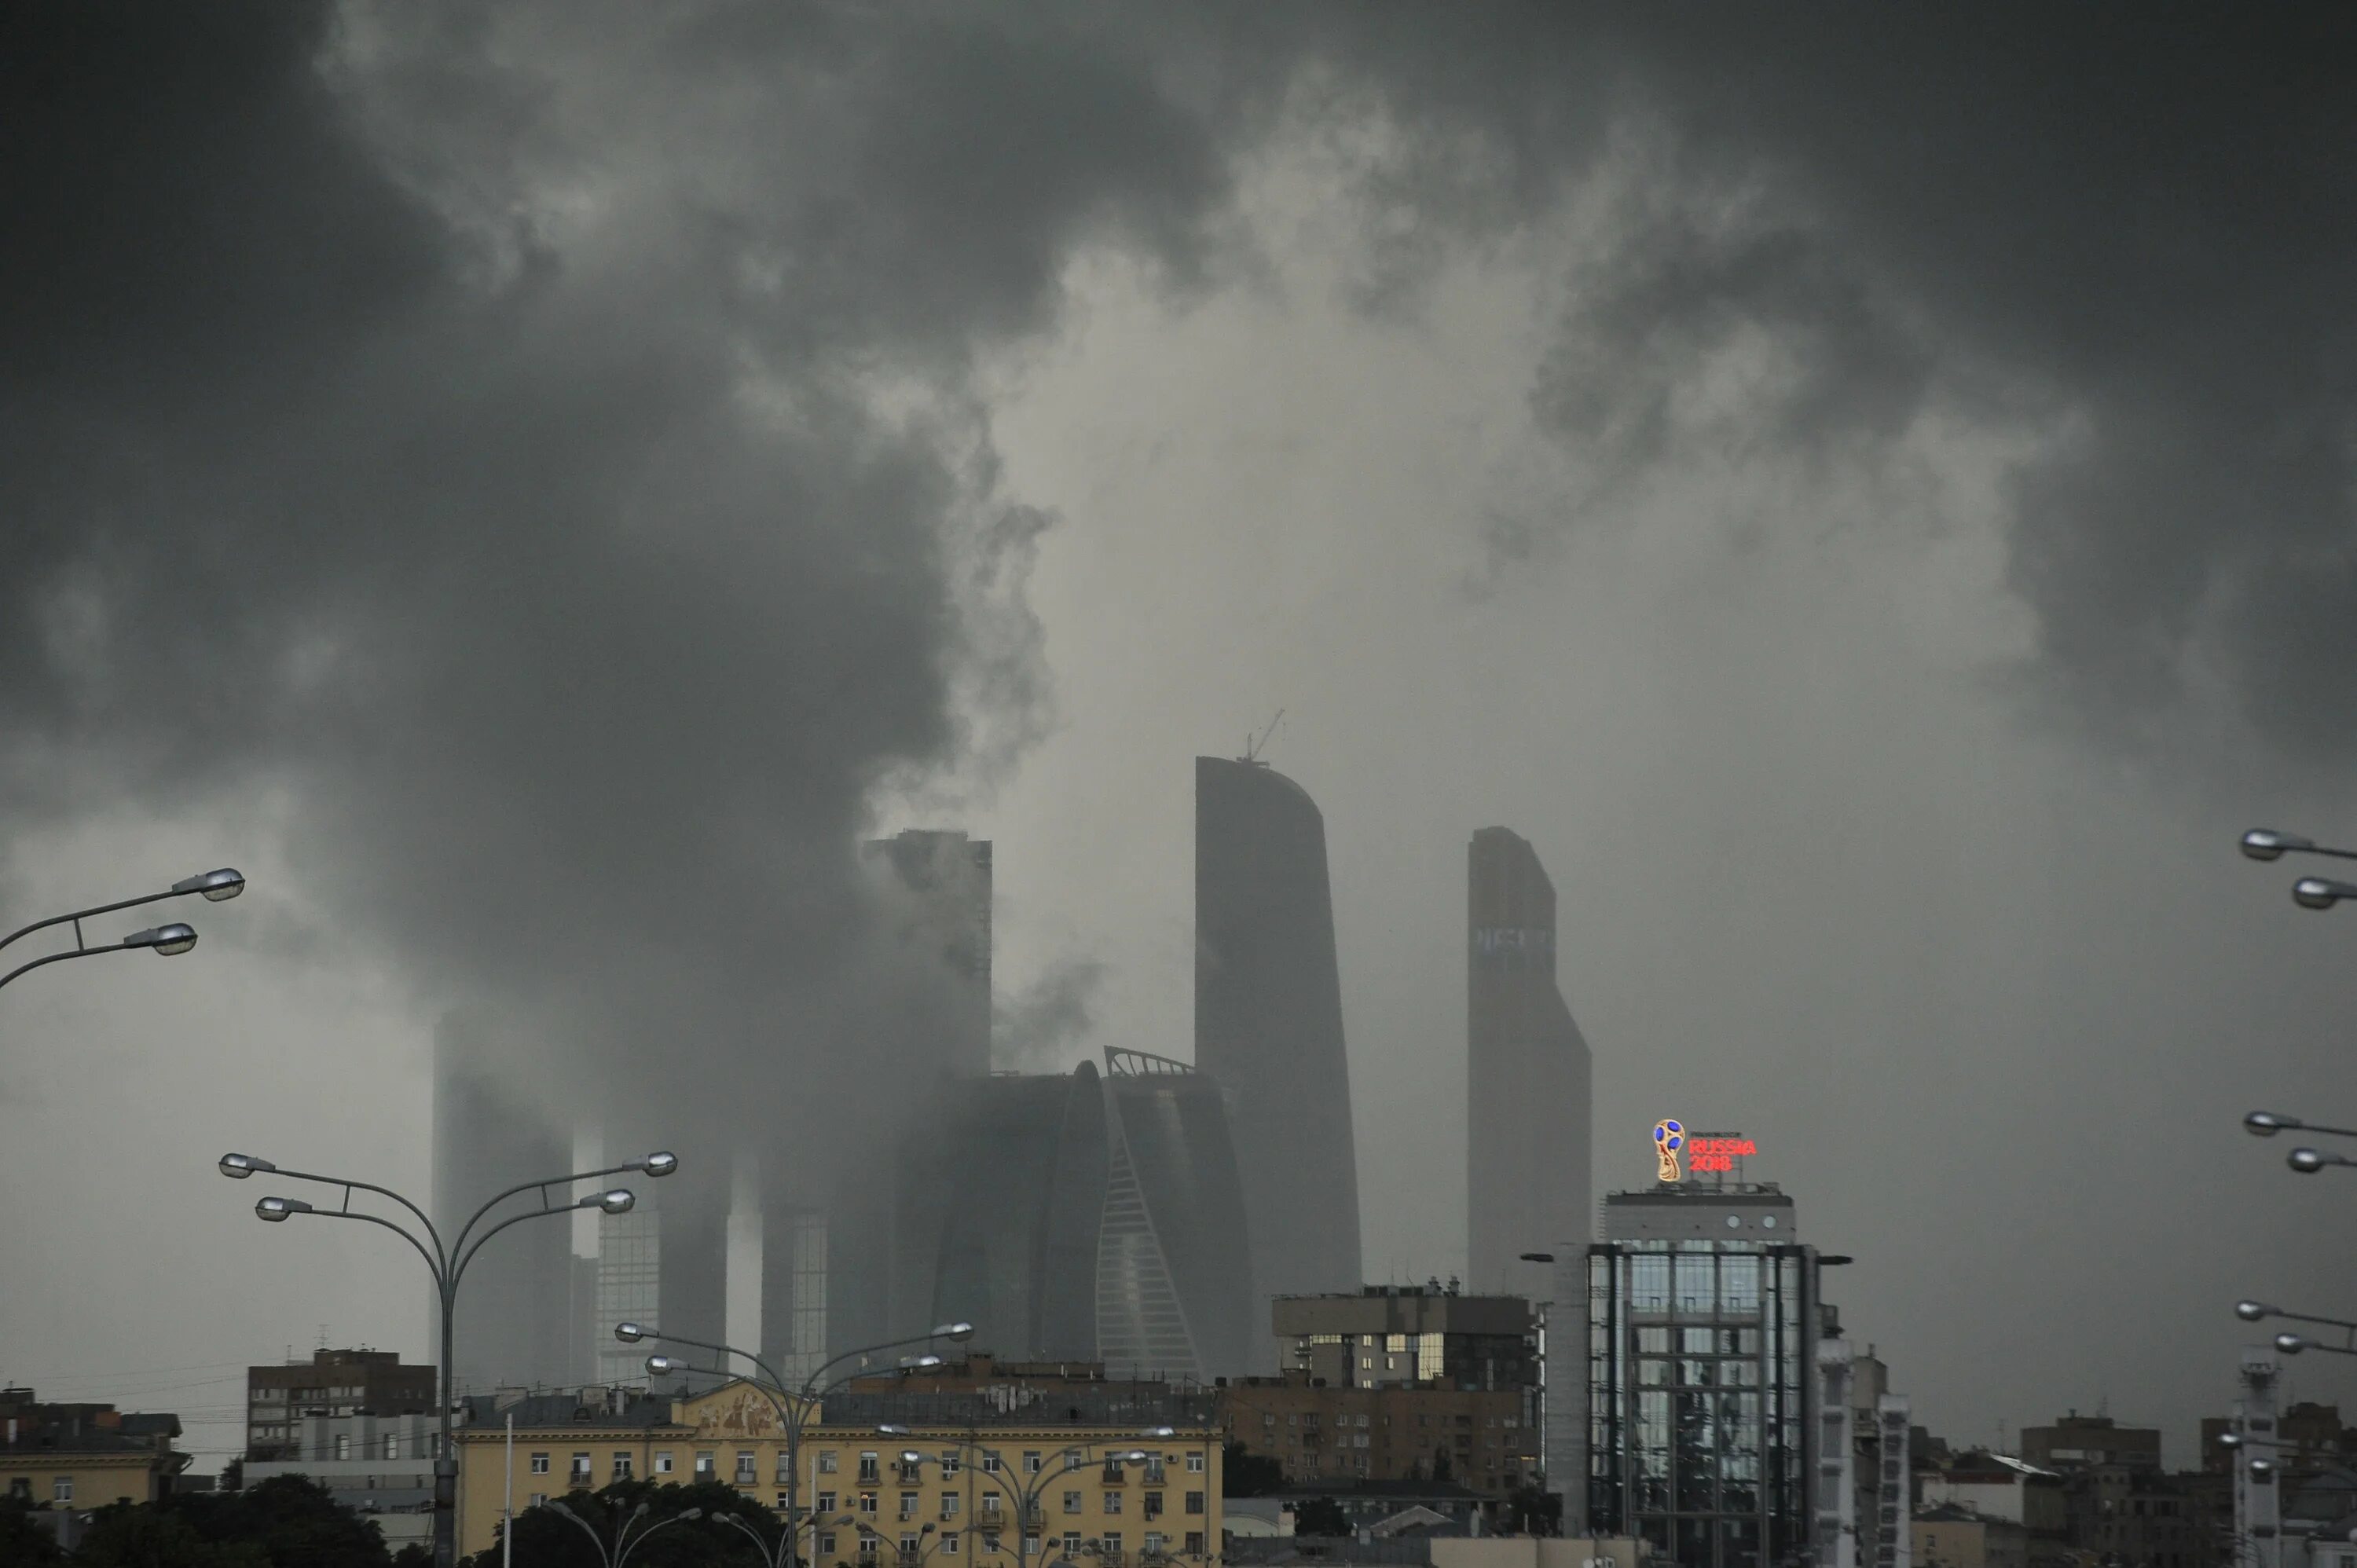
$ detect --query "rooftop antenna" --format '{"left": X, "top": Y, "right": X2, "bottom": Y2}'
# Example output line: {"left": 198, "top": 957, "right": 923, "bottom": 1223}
{"left": 1241, "top": 709, "right": 1285, "bottom": 765}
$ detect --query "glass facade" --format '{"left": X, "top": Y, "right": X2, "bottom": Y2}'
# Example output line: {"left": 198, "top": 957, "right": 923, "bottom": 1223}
{"left": 1587, "top": 1243, "right": 1813, "bottom": 1568}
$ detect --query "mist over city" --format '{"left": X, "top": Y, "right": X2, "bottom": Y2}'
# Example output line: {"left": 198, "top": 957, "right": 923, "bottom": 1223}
{"left": 3, "top": 5, "right": 2355, "bottom": 1567}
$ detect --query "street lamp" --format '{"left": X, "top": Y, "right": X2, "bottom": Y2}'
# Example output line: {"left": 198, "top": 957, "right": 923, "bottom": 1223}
{"left": 2240, "top": 1112, "right": 2357, "bottom": 1141}
{"left": 542, "top": 1497, "right": 703, "bottom": 1568}
{"left": 0, "top": 868, "right": 242, "bottom": 992}
{"left": 227, "top": 1147, "right": 675, "bottom": 1568}
{"left": 2236, "top": 830, "right": 2357, "bottom": 910}
{"left": 618, "top": 1318, "right": 977, "bottom": 1568}
{"left": 875, "top": 1429, "right": 1184, "bottom": 1568}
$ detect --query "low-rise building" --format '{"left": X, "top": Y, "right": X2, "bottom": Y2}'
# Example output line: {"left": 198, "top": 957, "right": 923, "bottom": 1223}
{"left": 454, "top": 1379, "right": 1225, "bottom": 1563}
{"left": 1272, "top": 1288, "right": 1537, "bottom": 1396}
{"left": 246, "top": 1347, "right": 436, "bottom": 1461}
{"left": 1912, "top": 1505, "right": 2027, "bottom": 1568}
{"left": 2019, "top": 1415, "right": 2161, "bottom": 1475}
{"left": 0, "top": 1388, "right": 188, "bottom": 1513}
{"left": 1219, "top": 1372, "right": 1534, "bottom": 1496}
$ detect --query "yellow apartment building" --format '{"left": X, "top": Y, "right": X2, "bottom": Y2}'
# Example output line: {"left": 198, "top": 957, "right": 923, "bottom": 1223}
{"left": 456, "top": 1380, "right": 1224, "bottom": 1564}
{"left": 0, "top": 1390, "right": 187, "bottom": 1512}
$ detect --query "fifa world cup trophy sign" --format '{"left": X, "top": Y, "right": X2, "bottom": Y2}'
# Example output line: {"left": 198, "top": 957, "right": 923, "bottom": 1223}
{"left": 1653, "top": 1119, "right": 1684, "bottom": 1182}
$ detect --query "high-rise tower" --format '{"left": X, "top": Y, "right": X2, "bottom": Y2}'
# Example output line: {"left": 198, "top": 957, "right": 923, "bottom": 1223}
{"left": 431, "top": 1011, "right": 574, "bottom": 1393}
{"left": 862, "top": 829, "right": 993, "bottom": 1077}
{"left": 1195, "top": 756, "right": 1362, "bottom": 1339}
{"left": 1467, "top": 826, "right": 1594, "bottom": 1292}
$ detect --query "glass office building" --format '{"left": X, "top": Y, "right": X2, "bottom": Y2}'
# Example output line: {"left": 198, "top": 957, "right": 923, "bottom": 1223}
{"left": 1573, "top": 1185, "right": 1821, "bottom": 1568}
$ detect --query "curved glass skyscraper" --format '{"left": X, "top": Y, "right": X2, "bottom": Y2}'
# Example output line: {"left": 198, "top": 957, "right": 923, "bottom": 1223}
{"left": 1195, "top": 756, "right": 1364, "bottom": 1338}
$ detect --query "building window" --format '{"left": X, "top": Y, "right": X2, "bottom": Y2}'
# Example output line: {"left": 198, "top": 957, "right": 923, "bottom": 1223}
{"left": 1146, "top": 1533, "right": 1167, "bottom": 1555}
{"left": 984, "top": 1452, "right": 1003, "bottom": 1474}
{"left": 1185, "top": 1533, "right": 1205, "bottom": 1555}
{"left": 336, "top": 1435, "right": 352, "bottom": 1460}
{"left": 1103, "top": 1532, "right": 1123, "bottom": 1554}
{"left": 614, "top": 1453, "right": 633, "bottom": 1482}
{"left": 1184, "top": 1493, "right": 1204, "bottom": 1515}
{"left": 695, "top": 1453, "right": 716, "bottom": 1480}
{"left": 1063, "top": 1491, "right": 1083, "bottom": 1515}
{"left": 982, "top": 1494, "right": 1002, "bottom": 1517}
{"left": 902, "top": 1534, "right": 921, "bottom": 1555}
{"left": 572, "top": 1453, "right": 592, "bottom": 1483}
{"left": 52, "top": 1478, "right": 71, "bottom": 1504}
{"left": 860, "top": 1536, "right": 881, "bottom": 1563}
{"left": 821, "top": 1533, "right": 839, "bottom": 1555}
{"left": 385, "top": 1434, "right": 401, "bottom": 1460}
{"left": 943, "top": 1493, "right": 962, "bottom": 1516}
{"left": 5, "top": 1480, "right": 27, "bottom": 1503}
{"left": 1064, "top": 1533, "right": 1084, "bottom": 1555}
{"left": 943, "top": 1532, "right": 961, "bottom": 1555}
{"left": 860, "top": 1452, "right": 882, "bottom": 1483}
{"left": 656, "top": 1453, "right": 674, "bottom": 1475}
{"left": 1025, "top": 1452, "right": 1043, "bottom": 1475}
{"left": 820, "top": 1451, "right": 840, "bottom": 1474}
{"left": 531, "top": 1453, "right": 551, "bottom": 1475}
{"left": 735, "top": 1452, "right": 757, "bottom": 1486}
{"left": 1186, "top": 1454, "right": 1204, "bottom": 1474}
{"left": 901, "top": 1493, "right": 919, "bottom": 1520}
{"left": 779, "top": 1451, "right": 794, "bottom": 1482}
{"left": 941, "top": 1451, "right": 961, "bottom": 1475}
{"left": 819, "top": 1491, "right": 838, "bottom": 1514}
{"left": 861, "top": 1493, "right": 879, "bottom": 1514}
{"left": 1104, "top": 1493, "right": 1123, "bottom": 1515}
{"left": 1144, "top": 1492, "right": 1163, "bottom": 1519}
{"left": 983, "top": 1534, "right": 1002, "bottom": 1556}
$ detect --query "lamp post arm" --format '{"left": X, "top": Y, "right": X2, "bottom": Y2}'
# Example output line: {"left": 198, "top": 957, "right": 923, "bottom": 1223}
{"left": 0, "top": 947, "right": 108, "bottom": 993}
{"left": 2277, "top": 1309, "right": 2357, "bottom": 1333}
{"left": 453, "top": 1201, "right": 594, "bottom": 1293}
{"left": 257, "top": 1165, "right": 448, "bottom": 1275}
{"left": 640, "top": 1329, "right": 803, "bottom": 1411}
{"left": 804, "top": 1331, "right": 956, "bottom": 1397}
{"left": 454, "top": 1161, "right": 647, "bottom": 1260}
{"left": 547, "top": 1505, "right": 614, "bottom": 1568}
{"left": 615, "top": 1511, "right": 695, "bottom": 1568}
{"left": 289, "top": 1206, "right": 447, "bottom": 1288}
{"left": 0, "top": 888, "right": 185, "bottom": 957}
{"left": 719, "top": 1511, "right": 790, "bottom": 1568}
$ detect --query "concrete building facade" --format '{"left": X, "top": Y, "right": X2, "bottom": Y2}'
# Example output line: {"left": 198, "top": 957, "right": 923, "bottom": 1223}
{"left": 1274, "top": 1287, "right": 1537, "bottom": 1395}
{"left": 1196, "top": 756, "right": 1362, "bottom": 1340}
{"left": 244, "top": 1348, "right": 436, "bottom": 1462}
{"left": 1219, "top": 1371, "right": 1536, "bottom": 1495}
{"left": 1465, "top": 828, "right": 1593, "bottom": 1296}
{"left": 0, "top": 1390, "right": 187, "bottom": 1513}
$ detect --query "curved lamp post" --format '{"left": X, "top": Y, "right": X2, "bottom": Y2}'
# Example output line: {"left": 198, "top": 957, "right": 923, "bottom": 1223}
{"left": 226, "top": 1147, "right": 676, "bottom": 1567}
{"left": 618, "top": 1318, "right": 974, "bottom": 1568}
{"left": 874, "top": 1429, "right": 1186, "bottom": 1568}
{"left": 544, "top": 1497, "right": 703, "bottom": 1567}
{"left": 2244, "top": 1112, "right": 2357, "bottom": 1142}
{"left": 0, "top": 868, "right": 240, "bottom": 992}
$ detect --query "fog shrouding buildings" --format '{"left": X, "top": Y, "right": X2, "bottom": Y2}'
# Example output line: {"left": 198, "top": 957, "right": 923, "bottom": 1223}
{"left": 896, "top": 1049, "right": 1255, "bottom": 1384}
{"left": 863, "top": 829, "right": 994, "bottom": 1079}
{"left": 1194, "top": 756, "right": 1364, "bottom": 1344}
{"left": 431, "top": 1013, "right": 574, "bottom": 1394}
{"left": 1467, "top": 826, "right": 1595, "bottom": 1291}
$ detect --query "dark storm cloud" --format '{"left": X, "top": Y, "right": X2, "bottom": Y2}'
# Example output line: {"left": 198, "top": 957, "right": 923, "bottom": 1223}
{"left": 0, "top": 0, "right": 1287, "bottom": 1161}
{"left": 1273, "top": 5, "right": 2357, "bottom": 760}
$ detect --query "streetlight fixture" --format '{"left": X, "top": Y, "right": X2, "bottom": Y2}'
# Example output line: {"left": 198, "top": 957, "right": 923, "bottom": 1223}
{"left": 229, "top": 1147, "right": 675, "bottom": 1568}
{"left": 2289, "top": 1148, "right": 2357, "bottom": 1174}
{"left": 0, "top": 868, "right": 243, "bottom": 992}
{"left": 617, "top": 1317, "right": 977, "bottom": 1568}
{"left": 874, "top": 1428, "right": 1186, "bottom": 1568}
{"left": 541, "top": 1498, "right": 703, "bottom": 1568}
{"left": 2242, "top": 830, "right": 2357, "bottom": 864}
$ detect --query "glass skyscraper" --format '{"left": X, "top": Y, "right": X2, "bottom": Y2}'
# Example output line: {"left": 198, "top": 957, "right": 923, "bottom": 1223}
{"left": 1568, "top": 1184, "right": 1821, "bottom": 1568}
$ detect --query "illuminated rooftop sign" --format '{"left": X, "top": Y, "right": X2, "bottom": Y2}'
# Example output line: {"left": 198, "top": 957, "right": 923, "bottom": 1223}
{"left": 1652, "top": 1121, "right": 1758, "bottom": 1179}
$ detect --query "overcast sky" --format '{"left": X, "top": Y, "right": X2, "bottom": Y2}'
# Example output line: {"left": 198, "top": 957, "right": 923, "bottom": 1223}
{"left": 5, "top": 2, "right": 2355, "bottom": 1473}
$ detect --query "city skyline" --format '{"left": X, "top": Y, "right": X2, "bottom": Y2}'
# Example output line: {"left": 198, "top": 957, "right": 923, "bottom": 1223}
{"left": 5, "top": 0, "right": 2357, "bottom": 1506}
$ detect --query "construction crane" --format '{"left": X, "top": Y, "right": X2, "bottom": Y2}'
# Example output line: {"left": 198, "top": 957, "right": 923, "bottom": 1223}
{"left": 1241, "top": 709, "right": 1284, "bottom": 765}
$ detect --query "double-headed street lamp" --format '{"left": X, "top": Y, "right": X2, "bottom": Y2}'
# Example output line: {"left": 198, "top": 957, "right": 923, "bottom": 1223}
{"left": 2239, "top": 830, "right": 2357, "bottom": 911}
{"left": 224, "top": 1147, "right": 678, "bottom": 1568}
{"left": 544, "top": 1497, "right": 705, "bottom": 1568}
{"left": 2241, "top": 1110, "right": 2357, "bottom": 1178}
{"left": 618, "top": 1319, "right": 977, "bottom": 1568}
{"left": 0, "top": 866, "right": 242, "bottom": 991}
{"left": 874, "top": 1427, "right": 1179, "bottom": 1568}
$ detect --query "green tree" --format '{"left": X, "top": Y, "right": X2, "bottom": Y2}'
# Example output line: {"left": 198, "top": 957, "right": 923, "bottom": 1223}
{"left": 71, "top": 1504, "right": 269, "bottom": 1568}
{"left": 1220, "top": 1442, "right": 1284, "bottom": 1500}
{"left": 0, "top": 1497, "right": 66, "bottom": 1566}
{"left": 155, "top": 1475, "right": 390, "bottom": 1568}
{"left": 460, "top": 1478, "right": 764, "bottom": 1568}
